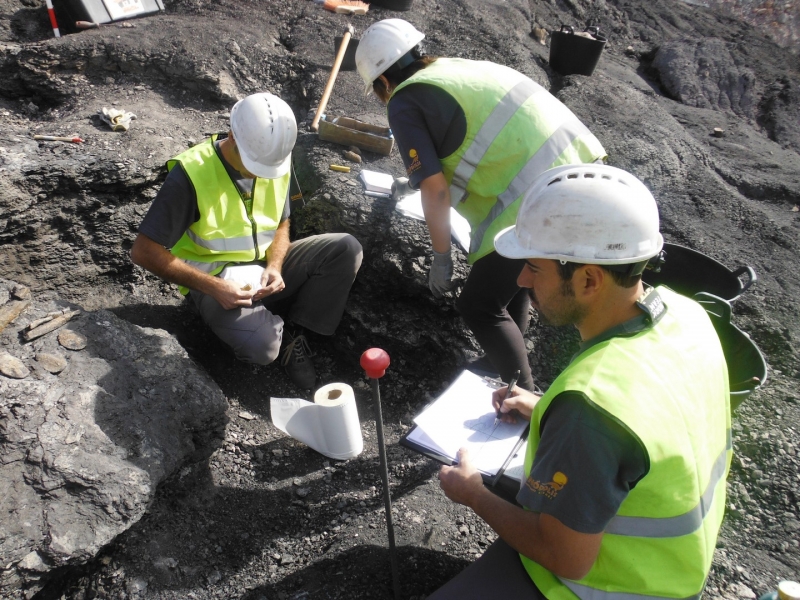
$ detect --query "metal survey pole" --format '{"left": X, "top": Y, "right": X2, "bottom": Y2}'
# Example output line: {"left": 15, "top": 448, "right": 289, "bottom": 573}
{"left": 360, "top": 348, "right": 400, "bottom": 600}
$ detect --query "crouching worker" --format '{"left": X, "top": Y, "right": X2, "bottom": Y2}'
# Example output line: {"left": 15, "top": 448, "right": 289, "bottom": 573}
{"left": 131, "top": 93, "right": 362, "bottom": 389}
{"left": 354, "top": 19, "right": 606, "bottom": 393}
{"left": 434, "top": 164, "right": 731, "bottom": 599}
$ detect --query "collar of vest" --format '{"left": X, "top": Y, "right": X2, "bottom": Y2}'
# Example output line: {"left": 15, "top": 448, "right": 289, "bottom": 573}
{"left": 578, "top": 287, "right": 668, "bottom": 355}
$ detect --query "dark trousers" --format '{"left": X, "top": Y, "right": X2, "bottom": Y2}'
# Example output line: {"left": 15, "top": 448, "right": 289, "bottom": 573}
{"left": 456, "top": 251, "right": 535, "bottom": 391}
{"left": 426, "top": 539, "right": 546, "bottom": 599}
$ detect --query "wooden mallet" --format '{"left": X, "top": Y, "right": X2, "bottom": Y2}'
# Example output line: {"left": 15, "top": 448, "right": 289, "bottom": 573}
{"left": 311, "top": 24, "right": 354, "bottom": 131}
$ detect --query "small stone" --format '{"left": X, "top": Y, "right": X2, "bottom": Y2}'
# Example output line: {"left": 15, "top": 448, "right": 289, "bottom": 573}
{"left": 0, "top": 354, "right": 29, "bottom": 379}
{"left": 11, "top": 285, "right": 31, "bottom": 301}
{"left": 791, "top": 205, "right": 799, "bottom": 212}
{"left": 348, "top": 146, "right": 361, "bottom": 155}
{"left": 58, "top": 329, "right": 87, "bottom": 350}
{"left": 35, "top": 352, "right": 67, "bottom": 374}
{"left": 713, "top": 127, "right": 725, "bottom": 138}
{"left": 296, "top": 487, "right": 310, "bottom": 498}
{"left": 18, "top": 551, "right": 47, "bottom": 572}
{"left": 272, "top": 449, "right": 284, "bottom": 457}
{"left": 238, "top": 411, "right": 255, "bottom": 420}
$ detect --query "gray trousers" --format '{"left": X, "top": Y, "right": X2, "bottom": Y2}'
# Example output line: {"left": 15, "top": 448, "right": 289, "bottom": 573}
{"left": 188, "top": 233, "right": 362, "bottom": 366}
{"left": 426, "top": 539, "right": 546, "bottom": 599}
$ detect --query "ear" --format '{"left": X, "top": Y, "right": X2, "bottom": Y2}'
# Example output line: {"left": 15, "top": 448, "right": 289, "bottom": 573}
{"left": 377, "top": 75, "right": 394, "bottom": 100}
{"left": 575, "top": 264, "right": 606, "bottom": 299}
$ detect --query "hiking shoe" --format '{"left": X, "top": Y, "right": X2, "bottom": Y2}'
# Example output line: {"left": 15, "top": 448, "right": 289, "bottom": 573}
{"left": 280, "top": 334, "right": 316, "bottom": 389}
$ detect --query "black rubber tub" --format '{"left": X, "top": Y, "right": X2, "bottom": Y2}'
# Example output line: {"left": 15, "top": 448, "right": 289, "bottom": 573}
{"left": 695, "top": 293, "right": 768, "bottom": 412}
{"left": 643, "top": 243, "right": 757, "bottom": 302}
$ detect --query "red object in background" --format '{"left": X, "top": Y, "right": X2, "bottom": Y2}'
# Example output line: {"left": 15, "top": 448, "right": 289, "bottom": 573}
{"left": 45, "top": 0, "right": 61, "bottom": 37}
{"left": 360, "top": 348, "right": 390, "bottom": 379}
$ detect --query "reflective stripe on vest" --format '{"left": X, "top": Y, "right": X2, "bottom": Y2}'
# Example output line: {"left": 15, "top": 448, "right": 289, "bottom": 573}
{"left": 562, "top": 581, "right": 702, "bottom": 600}
{"left": 183, "top": 258, "right": 230, "bottom": 275}
{"left": 185, "top": 228, "right": 276, "bottom": 253}
{"left": 448, "top": 78, "right": 546, "bottom": 205}
{"left": 605, "top": 429, "right": 732, "bottom": 538}
{"left": 468, "top": 117, "right": 592, "bottom": 254}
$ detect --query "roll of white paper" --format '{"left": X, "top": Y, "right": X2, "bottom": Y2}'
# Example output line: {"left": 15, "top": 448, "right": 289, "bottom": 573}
{"left": 270, "top": 383, "right": 363, "bottom": 460}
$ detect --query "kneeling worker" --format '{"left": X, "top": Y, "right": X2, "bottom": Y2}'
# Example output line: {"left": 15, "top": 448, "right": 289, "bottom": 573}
{"left": 434, "top": 164, "right": 731, "bottom": 599}
{"left": 131, "top": 93, "right": 362, "bottom": 389}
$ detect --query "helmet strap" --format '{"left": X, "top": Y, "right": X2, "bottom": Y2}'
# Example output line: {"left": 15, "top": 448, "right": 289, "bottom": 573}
{"left": 604, "top": 259, "right": 650, "bottom": 277}
{"left": 384, "top": 50, "right": 417, "bottom": 75}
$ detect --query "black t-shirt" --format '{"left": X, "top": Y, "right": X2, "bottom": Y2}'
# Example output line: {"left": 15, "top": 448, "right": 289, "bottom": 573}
{"left": 139, "top": 139, "right": 290, "bottom": 248}
{"left": 387, "top": 83, "right": 467, "bottom": 188}
{"left": 516, "top": 392, "right": 648, "bottom": 534}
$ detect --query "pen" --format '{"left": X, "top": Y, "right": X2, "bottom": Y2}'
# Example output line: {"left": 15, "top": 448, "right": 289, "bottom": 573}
{"left": 494, "top": 369, "right": 520, "bottom": 427}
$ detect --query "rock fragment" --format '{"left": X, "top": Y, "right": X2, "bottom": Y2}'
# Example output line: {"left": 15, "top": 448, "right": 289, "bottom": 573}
{"left": 0, "top": 353, "right": 29, "bottom": 379}
{"left": 58, "top": 329, "right": 87, "bottom": 350}
{"left": 35, "top": 352, "right": 68, "bottom": 374}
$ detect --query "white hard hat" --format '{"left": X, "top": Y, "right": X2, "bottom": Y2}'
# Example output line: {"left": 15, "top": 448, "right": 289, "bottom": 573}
{"left": 230, "top": 93, "right": 297, "bottom": 179}
{"left": 355, "top": 19, "right": 425, "bottom": 95}
{"left": 494, "top": 164, "right": 664, "bottom": 266}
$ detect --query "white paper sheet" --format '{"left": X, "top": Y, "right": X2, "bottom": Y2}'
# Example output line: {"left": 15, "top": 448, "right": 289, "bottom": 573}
{"left": 271, "top": 383, "right": 363, "bottom": 460}
{"left": 219, "top": 264, "right": 265, "bottom": 291}
{"left": 407, "top": 370, "right": 528, "bottom": 477}
{"left": 395, "top": 191, "right": 472, "bottom": 253}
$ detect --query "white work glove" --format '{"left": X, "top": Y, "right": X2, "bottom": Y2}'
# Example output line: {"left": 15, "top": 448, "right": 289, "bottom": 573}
{"left": 429, "top": 249, "right": 455, "bottom": 298}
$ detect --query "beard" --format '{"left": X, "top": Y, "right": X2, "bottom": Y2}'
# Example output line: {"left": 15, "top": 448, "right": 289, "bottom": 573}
{"left": 527, "top": 284, "right": 587, "bottom": 327}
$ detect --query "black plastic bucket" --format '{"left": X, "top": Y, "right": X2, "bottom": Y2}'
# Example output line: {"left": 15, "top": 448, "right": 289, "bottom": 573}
{"left": 334, "top": 36, "right": 359, "bottom": 72}
{"left": 368, "top": 0, "right": 414, "bottom": 10}
{"left": 695, "top": 293, "right": 768, "bottom": 412}
{"left": 549, "top": 25, "right": 607, "bottom": 76}
{"left": 642, "top": 243, "right": 757, "bottom": 302}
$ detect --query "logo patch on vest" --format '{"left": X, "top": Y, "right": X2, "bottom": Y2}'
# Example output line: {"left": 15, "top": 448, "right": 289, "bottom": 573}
{"left": 406, "top": 148, "right": 422, "bottom": 176}
{"left": 524, "top": 471, "right": 569, "bottom": 500}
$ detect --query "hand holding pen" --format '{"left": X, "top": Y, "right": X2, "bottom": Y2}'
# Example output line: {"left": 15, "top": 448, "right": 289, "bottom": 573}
{"left": 493, "top": 369, "right": 520, "bottom": 426}
{"left": 492, "top": 370, "right": 542, "bottom": 424}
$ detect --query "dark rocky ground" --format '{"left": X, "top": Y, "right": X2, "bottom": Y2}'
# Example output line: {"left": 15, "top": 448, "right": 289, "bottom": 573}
{"left": 0, "top": 0, "right": 799, "bottom": 598}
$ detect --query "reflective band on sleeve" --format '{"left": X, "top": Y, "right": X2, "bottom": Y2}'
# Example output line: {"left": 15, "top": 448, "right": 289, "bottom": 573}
{"left": 186, "top": 229, "right": 275, "bottom": 252}
{"left": 562, "top": 579, "right": 702, "bottom": 600}
{"left": 448, "top": 79, "right": 545, "bottom": 206}
{"left": 469, "top": 118, "right": 591, "bottom": 254}
{"left": 604, "top": 429, "right": 732, "bottom": 538}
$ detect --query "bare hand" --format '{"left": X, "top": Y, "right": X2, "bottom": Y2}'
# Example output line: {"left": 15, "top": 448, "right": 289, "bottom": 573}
{"left": 253, "top": 266, "right": 285, "bottom": 301}
{"left": 438, "top": 448, "right": 485, "bottom": 508}
{"left": 213, "top": 278, "right": 256, "bottom": 310}
{"left": 492, "top": 386, "right": 542, "bottom": 424}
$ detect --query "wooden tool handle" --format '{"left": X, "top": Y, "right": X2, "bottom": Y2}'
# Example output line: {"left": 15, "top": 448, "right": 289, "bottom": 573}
{"left": 311, "top": 25, "right": 354, "bottom": 132}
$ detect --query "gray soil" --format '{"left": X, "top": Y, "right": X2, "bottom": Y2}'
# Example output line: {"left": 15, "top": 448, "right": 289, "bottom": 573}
{"left": 0, "top": 0, "right": 798, "bottom": 598}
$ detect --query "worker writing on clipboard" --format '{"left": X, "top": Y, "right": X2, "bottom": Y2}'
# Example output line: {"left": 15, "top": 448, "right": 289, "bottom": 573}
{"left": 433, "top": 164, "right": 731, "bottom": 599}
{"left": 354, "top": 19, "right": 606, "bottom": 393}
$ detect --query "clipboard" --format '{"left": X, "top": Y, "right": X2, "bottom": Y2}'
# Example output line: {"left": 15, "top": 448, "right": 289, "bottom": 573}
{"left": 399, "top": 370, "right": 530, "bottom": 504}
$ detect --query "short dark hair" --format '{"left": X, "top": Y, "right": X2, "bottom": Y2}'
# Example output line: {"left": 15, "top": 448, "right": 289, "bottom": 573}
{"left": 371, "top": 48, "right": 437, "bottom": 97}
{"left": 555, "top": 261, "right": 642, "bottom": 289}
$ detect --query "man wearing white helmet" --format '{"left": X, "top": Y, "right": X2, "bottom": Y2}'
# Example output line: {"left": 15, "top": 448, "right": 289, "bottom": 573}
{"left": 435, "top": 165, "right": 731, "bottom": 599}
{"left": 132, "top": 93, "right": 362, "bottom": 389}
{"left": 355, "top": 19, "right": 606, "bottom": 392}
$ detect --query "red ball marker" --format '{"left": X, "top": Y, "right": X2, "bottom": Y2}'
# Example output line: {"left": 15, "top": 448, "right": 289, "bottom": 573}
{"left": 360, "top": 348, "right": 390, "bottom": 379}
